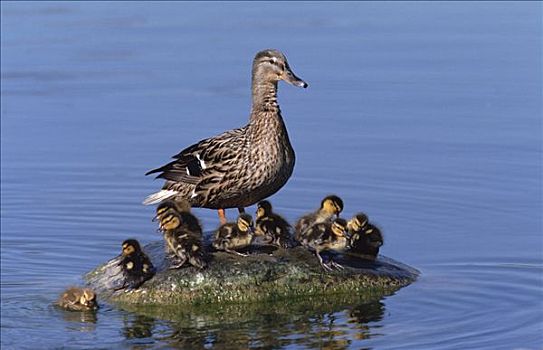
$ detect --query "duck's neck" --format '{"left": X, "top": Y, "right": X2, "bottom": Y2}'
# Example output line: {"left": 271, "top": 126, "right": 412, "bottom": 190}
{"left": 250, "top": 80, "right": 280, "bottom": 121}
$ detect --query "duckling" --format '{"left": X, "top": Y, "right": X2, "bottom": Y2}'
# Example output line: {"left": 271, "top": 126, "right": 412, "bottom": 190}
{"left": 301, "top": 218, "right": 349, "bottom": 271}
{"left": 255, "top": 200, "right": 292, "bottom": 248}
{"left": 117, "top": 239, "right": 155, "bottom": 290}
{"left": 57, "top": 287, "right": 98, "bottom": 311}
{"left": 153, "top": 195, "right": 191, "bottom": 222}
{"left": 159, "top": 211, "right": 207, "bottom": 269}
{"left": 154, "top": 196, "right": 201, "bottom": 234}
{"left": 212, "top": 213, "right": 255, "bottom": 256}
{"left": 349, "top": 220, "right": 383, "bottom": 259}
{"left": 294, "top": 195, "right": 344, "bottom": 242}
{"left": 347, "top": 212, "right": 369, "bottom": 235}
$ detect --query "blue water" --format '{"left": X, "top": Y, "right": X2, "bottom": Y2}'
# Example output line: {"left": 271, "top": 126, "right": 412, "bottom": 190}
{"left": 1, "top": 2, "right": 542, "bottom": 349}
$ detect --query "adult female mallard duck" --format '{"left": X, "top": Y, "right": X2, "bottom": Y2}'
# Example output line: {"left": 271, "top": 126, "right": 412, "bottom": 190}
{"left": 144, "top": 49, "right": 307, "bottom": 224}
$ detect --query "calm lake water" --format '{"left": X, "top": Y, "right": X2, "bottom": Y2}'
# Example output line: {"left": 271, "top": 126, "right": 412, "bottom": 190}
{"left": 1, "top": 2, "right": 542, "bottom": 349}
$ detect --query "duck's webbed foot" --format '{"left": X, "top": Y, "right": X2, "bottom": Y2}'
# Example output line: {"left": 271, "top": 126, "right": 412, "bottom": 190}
{"left": 316, "top": 252, "right": 333, "bottom": 271}
{"left": 169, "top": 256, "right": 187, "bottom": 269}
{"left": 225, "top": 248, "right": 249, "bottom": 257}
{"left": 328, "top": 259, "right": 344, "bottom": 270}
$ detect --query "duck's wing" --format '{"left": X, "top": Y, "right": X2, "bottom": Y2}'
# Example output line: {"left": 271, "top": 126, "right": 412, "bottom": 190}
{"left": 146, "top": 127, "right": 247, "bottom": 185}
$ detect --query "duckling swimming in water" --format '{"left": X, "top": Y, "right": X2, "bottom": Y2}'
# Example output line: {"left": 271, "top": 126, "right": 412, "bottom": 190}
{"left": 57, "top": 287, "right": 98, "bottom": 311}
{"left": 301, "top": 218, "right": 349, "bottom": 271}
{"left": 117, "top": 239, "right": 155, "bottom": 290}
{"left": 348, "top": 218, "right": 383, "bottom": 260}
{"left": 159, "top": 211, "right": 207, "bottom": 269}
{"left": 255, "top": 200, "right": 292, "bottom": 248}
{"left": 294, "top": 195, "right": 344, "bottom": 242}
{"left": 212, "top": 213, "right": 255, "bottom": 256}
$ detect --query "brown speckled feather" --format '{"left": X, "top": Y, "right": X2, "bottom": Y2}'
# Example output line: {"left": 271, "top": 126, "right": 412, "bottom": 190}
{"left": 144, "top": 49, "right": 306, "bottom": 209}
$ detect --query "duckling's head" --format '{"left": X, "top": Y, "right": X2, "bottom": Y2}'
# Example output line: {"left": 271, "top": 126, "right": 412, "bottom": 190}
{"left": 252, "top": 49, "right": 307, "bottom": 88}
{"left": 237, "top": 213, "right": 254, "bottom": 233}
{"left": 365, "top": 225, "right": 381, "bottom": 236}
{"left": 121, "top": 239, "right": 142, "bottom": 256}
{"left": 80, "top": 289, "right": 97, "bottom": 309}
{"left": 154, "top": 197, "right": 191, "bottom": 222}
{"left": 159, "top": 212, "right": 181, "bottom": 231}
{"left": 348, "top": 213, "right": 369, "bottom": 232}
{"left": 256, "top": 200, "right": 273, "bottom": 218}
{"left": 321, "top": 195, "right": 344, "bottom": 216}
{"left": 331, "top": 218, "right": 348, "bottom": 238}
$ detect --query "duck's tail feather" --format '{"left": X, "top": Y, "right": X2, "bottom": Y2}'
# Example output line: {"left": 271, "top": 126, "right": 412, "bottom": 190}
{"left": 142, "top": 190, "right": 179, "bottom": 205}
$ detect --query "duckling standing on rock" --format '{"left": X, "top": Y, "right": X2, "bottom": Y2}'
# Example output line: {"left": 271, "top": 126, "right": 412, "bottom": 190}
{"left": 57, "top": 287, "right": 98, "bottom": 311}
{"left": 294, "top": 195, "right": 344, "bottom": 242}
{"left": 153, "top": 195, "right": 192, "bottom": 223}
{"left": 154, "top": 196, "right": 202, "bottom": 234}
{"left": 212, "top": 213, "right": 255, "bottom": 256}
{"left": 301, "top": 218, "right": 350, "bottom": 271}
{"left": 117, "top": 239, "right": 155, "bottom": 290}
{"left": 144, "top": 49, "right": 308, "bottom": 225}
{"left": 159, "top": 211, "right": 207, "bottom": 269}
{"left": 347, "top": 213, "right": 369, "bottom": 235}
{"left": 255, "top": 200, "right": 292, "bottom": 248}
{"left": 348, "top": 216, "right": 383, "bottom": 260}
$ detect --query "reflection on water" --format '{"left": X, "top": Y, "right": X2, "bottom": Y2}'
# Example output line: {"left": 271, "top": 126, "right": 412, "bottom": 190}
{"left": 1, "top": 1, "right": 541, "bottom": 349}
{"left": 125, "top": 294, "right": 386, "bottom": 349}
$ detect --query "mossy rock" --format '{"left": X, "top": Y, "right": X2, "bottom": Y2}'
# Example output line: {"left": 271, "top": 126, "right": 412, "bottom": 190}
{"left": 85, "top": 240, "right": 419, "bottom": 306}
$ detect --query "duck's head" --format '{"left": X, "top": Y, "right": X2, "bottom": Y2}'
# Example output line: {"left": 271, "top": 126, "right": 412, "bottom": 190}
{"left": 154, "top": 197, "right": 191, "bottom": 222}
{"left": 121, "top": 239, "right": 142, "bottom": 257}
{"left": 256, "top": 200, "right": 273, "bottom": 219}
{"left": 321, "top": 195, "right": 344, "bottom": 216}
{"left": 79, "top": 289, "right": 97, "bottom": 310}
{"left": 159, "top": 211, "right": 181, "bottom": 231}
{"left": 237, "top": 213, "right": 255, "bottom": 234}
{"left": 365, "top": 225, "right": 381, "bottom": 236}
{"left": 331, "top": 218, "right": 349, "bottom": 239}
{"left": 348, "top": 213, "right": 369, "bottom": 232}
{"left": 252, "top": 49, "right": 308, "bottom": 88}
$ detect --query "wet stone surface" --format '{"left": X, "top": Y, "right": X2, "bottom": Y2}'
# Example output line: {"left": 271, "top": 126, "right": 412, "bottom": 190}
{"left": 85, "top": 240, "right": 419, "bottom": 306}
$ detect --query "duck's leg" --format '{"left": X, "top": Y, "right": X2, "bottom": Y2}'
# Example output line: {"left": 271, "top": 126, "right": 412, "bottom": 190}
{"left": 225, "top": 247, "right": 249, "bottom": 257}
{"left": 329, "top": 259, "right": 345, "bottom": 270}
{"left": 316, "top": 251, "right": 333, "bottom": 271}
{"left": 218, "top": 209, "right": 227, "bottom": 225}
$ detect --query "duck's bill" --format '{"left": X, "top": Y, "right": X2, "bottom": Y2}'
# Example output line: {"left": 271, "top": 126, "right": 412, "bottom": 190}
{"left": 283, "top": 68, "right": 308, "bottom": 88}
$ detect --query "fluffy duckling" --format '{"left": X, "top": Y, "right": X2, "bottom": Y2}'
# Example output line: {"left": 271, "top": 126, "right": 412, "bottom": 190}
{"left": 294, "top": 195, "right": 344, "bottom": 242}
{"left": 212, "top": 213, "right": 255, "bottom": 256}
{"left": 159, "top": 211, "right": 207, "bottom": 269}
{"left": 349, "top": 220, "right": 383, "bottom": 259}
{"left": 347, "top": 213, "right": 369, "bottom": 234}
{"left": 255, "top": 200, "right": 292, "bottom": 248}
{"left": 301, "top": 218, "right": 349, "bottom": 271}
{"left": 57, "top": 287, "right": 98, "bottom": 311}
{"left": 154, "top": 196, "right": 201, "bottom": 234}
{"left": 117, "top": 239, "right": 155, "bottom": 290}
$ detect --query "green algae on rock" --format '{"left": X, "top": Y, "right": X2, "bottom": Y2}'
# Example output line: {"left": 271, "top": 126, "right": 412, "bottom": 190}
{"left": 85, "top": 240, "right": 418, "bottom": 306}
